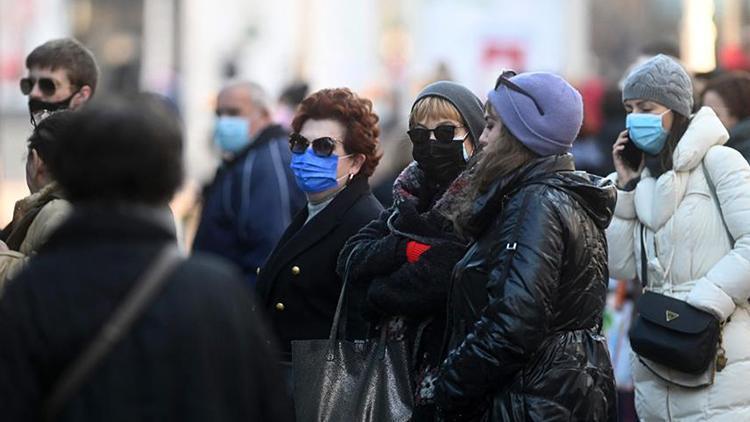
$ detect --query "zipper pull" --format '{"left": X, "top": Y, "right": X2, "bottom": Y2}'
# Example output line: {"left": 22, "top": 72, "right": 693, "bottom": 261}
{"left": 717, "top": 347, "right": 728, "bottom": 372}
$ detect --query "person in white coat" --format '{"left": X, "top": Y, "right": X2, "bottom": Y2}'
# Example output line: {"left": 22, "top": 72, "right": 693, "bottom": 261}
{"left": 607, "top": 54, "right": 750, "bottom": 421}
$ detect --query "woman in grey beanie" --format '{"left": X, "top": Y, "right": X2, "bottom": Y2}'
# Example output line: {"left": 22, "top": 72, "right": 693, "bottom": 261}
{"left": 609, "top": 54, "right": 750, "bottom": 421}
{"left": 337, "top": 81, "right": 485, "bottom": 421}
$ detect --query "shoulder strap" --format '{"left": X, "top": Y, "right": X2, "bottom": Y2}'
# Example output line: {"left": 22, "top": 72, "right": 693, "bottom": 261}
{"left": 42, "top": 244, "right": 183, "bottom": 421}
{"left": 702, "top": 162, "right": 735, "bottom": 247}
{"left": 640, "top": 225, "right": 648, "bottom": 288}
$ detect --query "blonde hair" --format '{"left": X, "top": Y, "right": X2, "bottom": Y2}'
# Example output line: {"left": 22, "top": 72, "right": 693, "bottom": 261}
{"left": 409, "top": 96, "right": 463, "bottom": 128}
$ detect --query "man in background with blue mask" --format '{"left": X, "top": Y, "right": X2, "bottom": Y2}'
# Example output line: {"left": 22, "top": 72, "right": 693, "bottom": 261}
{"left": 193, "top": 81, "right": 305, "bottom": 287}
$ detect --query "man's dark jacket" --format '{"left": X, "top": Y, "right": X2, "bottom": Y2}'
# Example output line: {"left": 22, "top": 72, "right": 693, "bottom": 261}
{"left": 193, "top": 124, "right": 305, "bottom": 286}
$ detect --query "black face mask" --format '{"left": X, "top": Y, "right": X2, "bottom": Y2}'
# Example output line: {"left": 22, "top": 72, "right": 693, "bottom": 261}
{"left": 412, "top": 141, "right": 466, "bottom": 186}
{"left": 28, "top": 91, "right": 77, "bottom": 126}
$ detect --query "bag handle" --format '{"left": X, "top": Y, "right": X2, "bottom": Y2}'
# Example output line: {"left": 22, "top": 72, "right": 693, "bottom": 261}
{"left": 42, "top": 244, "right": 183, "bottom": 421}
{"left": 702, "top": 162, "right": 735, "bottom": 247}
{"left": 326, "top": 249, "right": 356, "bottom": 357}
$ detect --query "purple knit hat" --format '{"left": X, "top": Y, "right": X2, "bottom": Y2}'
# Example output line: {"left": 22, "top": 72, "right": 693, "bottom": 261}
{"left": 487, "top": 72, "right": 583, "bottom": 156}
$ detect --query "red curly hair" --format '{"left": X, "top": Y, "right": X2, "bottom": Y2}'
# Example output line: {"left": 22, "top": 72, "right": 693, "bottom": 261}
{"left": 291, "top": 88, "right": 381, "bottom": 177}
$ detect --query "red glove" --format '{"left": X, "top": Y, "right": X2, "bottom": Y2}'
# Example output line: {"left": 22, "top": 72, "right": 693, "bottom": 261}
{"left": 406, "top": 240, "right": 432, "bottom": 263}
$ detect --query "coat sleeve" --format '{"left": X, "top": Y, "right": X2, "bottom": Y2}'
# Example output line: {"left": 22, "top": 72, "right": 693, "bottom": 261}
{"left": 336, "top": 208, "right": 407, "bottom": 284}
{"left": 365, "top": 240, "right": 465, "bottom": 319}
{"left": 605, "top": 172, "right": 638, "bottom": 281}
{"left": 686, "top": 146, "right": 750, "bottom": 320}
{"left": 435, "top": 190, "right": 563, "bottom": 414}
{"left": 0, "top": 251, "right": 27, "bottom": 294}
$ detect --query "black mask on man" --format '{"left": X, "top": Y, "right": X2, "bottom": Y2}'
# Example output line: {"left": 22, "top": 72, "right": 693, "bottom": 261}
{"left": 28, "top": 91, "right": 77, "bottom": 126}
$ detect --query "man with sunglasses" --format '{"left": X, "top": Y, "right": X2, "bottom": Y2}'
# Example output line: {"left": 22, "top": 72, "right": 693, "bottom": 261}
{"left": 20, "top": 38, "right": 99, "bottom": 126}
{"left": 193, "top": 81, "right": 305, "bottom": 288}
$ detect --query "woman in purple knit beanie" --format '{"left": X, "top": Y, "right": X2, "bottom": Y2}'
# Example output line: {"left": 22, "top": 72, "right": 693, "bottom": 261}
{"left": 434, "top": 70, "right": 618, "bottom": 421}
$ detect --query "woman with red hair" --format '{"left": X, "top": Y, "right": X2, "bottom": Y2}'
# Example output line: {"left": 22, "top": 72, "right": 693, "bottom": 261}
{"left": 255, "top": 88, "right": 383, "bottom": 393}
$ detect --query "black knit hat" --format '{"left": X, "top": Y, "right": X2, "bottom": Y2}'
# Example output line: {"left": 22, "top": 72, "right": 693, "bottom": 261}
{"left": 412, "top": 81, "right": 485, "bottom": 146}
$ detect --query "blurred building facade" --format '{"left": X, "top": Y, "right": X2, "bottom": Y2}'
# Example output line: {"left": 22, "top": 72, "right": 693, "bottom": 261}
{"left": 1, "top": 0, "right": 748, "bottom": 222}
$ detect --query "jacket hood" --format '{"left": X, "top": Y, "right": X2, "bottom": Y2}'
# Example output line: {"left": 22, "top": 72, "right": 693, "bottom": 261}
{"left": 470, "top": 154, "right": 616, "bottom": 232}
{"left": 542, "top": 171, "right": 617, "bottom": 230}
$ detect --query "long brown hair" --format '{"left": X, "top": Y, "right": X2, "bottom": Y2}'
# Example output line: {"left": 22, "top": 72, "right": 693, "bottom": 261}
{"left": 657, "top": 112, "right": 691, "bottom": 171}
{"left": 444, "top": 108, "right": 538, "bottom": 237}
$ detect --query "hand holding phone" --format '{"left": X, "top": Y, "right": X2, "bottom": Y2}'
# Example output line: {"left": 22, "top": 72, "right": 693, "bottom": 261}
{"left": 612, "top": 130, "right": 644, "bottom": 188}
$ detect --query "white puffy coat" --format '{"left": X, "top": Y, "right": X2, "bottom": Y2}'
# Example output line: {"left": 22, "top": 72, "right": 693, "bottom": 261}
{"left": 607, "top": 107, "right": 750, "bottom": 421}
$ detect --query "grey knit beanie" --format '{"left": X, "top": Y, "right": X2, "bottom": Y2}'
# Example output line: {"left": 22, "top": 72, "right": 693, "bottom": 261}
{"left": 412, "top": 81, "right": 484, "bottom": 146}
{"left": 622, "top": 54, "right": 693, "bottom": 117}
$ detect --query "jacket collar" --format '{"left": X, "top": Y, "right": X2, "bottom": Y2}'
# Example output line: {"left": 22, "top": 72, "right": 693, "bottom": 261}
{"left": 42, "top": 203, "right": 176, "bottom": 252}
{"left": 634, "top": 108, "right": 729, "bottom": 231}
{"left": 467, "top": 154, "right": 575, "bottom": 234}
{"left": 224, "top": 124, "right": 287, "bottom": 165}
{"left": 671, "top": 107, "right": 729, "bottom": 172}
{"left": 257, "top": 175, "right": 372, "bottom": 301}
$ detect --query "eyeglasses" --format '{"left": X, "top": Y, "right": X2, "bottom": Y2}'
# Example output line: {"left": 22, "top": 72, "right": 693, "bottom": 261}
{"left": 289, "top": 133, "right": 344, "bottom": 157}
{"left": 494, "top": 70, "right": 545, "bottom": 116}
{"left": 407, "top": 125, "right": 468, "bottom": 144}
{"left": 20, "top": 77, "right": 58, "bottom": 97}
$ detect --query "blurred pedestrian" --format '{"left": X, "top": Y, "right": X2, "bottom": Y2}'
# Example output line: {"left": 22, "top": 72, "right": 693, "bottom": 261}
{"left": 0, "top": 112, "right": 75, "bottom": 290}
{"left": 608, "top": 54, "right": 750, "bottom": 421}
{"left": 701, "top": 71, "right": 750, "bottom": 161}
{"left": 338, "top": 80, "right": 484, "bottom": 421}
{"left": 435, "top": 71, "right": 617, "bottom": 421}
{"left": 20, "top": 38, "right": 98, "bottom": 127}
{"left": 193, "top": 81, "right": 304, "bottom": 287}
{"left": 0, "top": 94, "right": 292, "bottom": 422}
{"left": 255, "top": 88, "right": 384, "bottom": 391}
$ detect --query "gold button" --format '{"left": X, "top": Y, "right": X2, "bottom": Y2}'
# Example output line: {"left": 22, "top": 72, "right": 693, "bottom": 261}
{"left": 291, "top": 266, "right": 301, "bottom": 276}
{"left": 275, "top": 302, "right": 285, "bottom": 311}
{"left": 256, "top": 267, "right": 261, "bottom": 275}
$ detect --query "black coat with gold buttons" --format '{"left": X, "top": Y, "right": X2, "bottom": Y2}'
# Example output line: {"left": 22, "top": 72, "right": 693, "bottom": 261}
{"left": 255, "top": 175, "right": 383, "bottom": 360}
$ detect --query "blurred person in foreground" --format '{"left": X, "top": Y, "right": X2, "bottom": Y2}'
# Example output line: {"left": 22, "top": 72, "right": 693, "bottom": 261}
{"left": 193, "top": 81, "right": 304, "bottom": 287}
{"left": 20, "top": 38, "right": 98, "bottom": 127}
{"left": 337, "top": 81, "right": 484, "bottom": 421}
{"left": 255, "top": 88, "right": 383, "bottom": 388}
{"left": 435, "top": 71, "right": 617, "bottom": 421}
{"left": 0, "top": 95, "right": 292, "bottom": 422}
{"left": 701, "top": 71, "right": 750, "bottom": 161}
{"left": 0, "top": 112, "right": 75, "bottom": 289}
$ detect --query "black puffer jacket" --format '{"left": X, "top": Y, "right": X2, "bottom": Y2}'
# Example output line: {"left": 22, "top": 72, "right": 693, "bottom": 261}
{"left": 435, "top": 154, "right": 617, "bottom": 422}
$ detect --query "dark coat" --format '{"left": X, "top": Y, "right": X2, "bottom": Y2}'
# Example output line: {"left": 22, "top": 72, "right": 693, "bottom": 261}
{"left": 337, "top": 162, "right": 471, "bottom": 422}
{"left": 435, "top": 154, "right": 618, "bottom": 422}
{"left": 255, "top": 175, "right": 383, "bottom": 359}
{"left": 193, "top": 124, "right": 305, "bottom": 287}
{"left": 0, "top": 205, "right": 292, "bottom": 422}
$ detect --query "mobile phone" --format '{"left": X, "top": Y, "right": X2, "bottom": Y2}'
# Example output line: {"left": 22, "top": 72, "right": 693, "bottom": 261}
{"left": 619, "top": 135, "right": 643, "bottom": 170}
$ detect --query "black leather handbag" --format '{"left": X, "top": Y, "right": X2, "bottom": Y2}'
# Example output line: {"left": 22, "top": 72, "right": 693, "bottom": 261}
{"left": 291, "top": 253, "right": 413, "bottom": 422}
{"left": 629, "top": 289, "right": 720, "bottom": 374}
{"left": 629, "top": 163, "right": 729, "bottom": 376}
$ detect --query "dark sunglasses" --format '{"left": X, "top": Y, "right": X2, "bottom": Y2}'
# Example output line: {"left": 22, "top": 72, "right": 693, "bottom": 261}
{"left": 407, "top": 125, "right": 467, "bottom": 144}
{"left": 20, "top": 77, "right": 57, "bottom": 96}
{"left": 289, "top": 133, "right": 343, "bottom": 157}
{"left": 494, "top": 70, "right": 545, "bottom": 116}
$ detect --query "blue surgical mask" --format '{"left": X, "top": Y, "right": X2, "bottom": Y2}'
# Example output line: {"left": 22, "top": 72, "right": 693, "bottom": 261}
{"left": 290, "top": 148, "right": 350, "bottom": 193}
{"left": 626, "top": 111, "right": 669, "bottom": 155}
{"left": 214, "top": 116, "right": 250, "bottom": 153}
